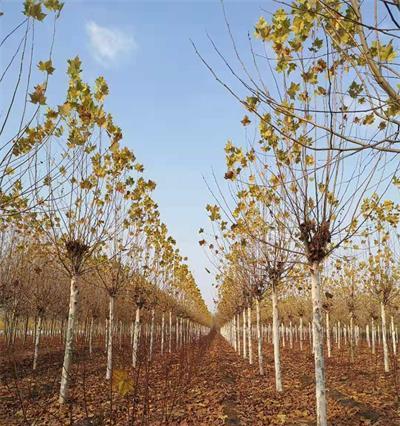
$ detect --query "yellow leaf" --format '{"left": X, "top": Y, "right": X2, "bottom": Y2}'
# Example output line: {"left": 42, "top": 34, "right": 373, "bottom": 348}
{"left": 112, "top": 369, "right": 134, "bottom": 397}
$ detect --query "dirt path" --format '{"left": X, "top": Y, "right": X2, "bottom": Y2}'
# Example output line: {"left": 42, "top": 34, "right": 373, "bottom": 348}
{"left": 166, "top": 331, "right": 243, "bottom": 425}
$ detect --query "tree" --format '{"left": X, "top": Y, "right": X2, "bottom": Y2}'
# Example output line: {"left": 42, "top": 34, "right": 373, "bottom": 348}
{"left": 29, "top": 57, "right": 145, "bottom": 403}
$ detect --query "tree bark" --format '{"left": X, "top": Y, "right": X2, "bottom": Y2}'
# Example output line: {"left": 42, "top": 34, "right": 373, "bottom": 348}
{"left": 326, "top": 311, "right": 331, "bottom": 358}
{"left": 272, "top": 285, "right": 282, "bottom": 392}
{"left": 89, "top": 317, "right": 94, "bottom": 356}
{"left": 372, "top": 318, "right": 376, "bottom": 354}
{"left": 33, "top": 315, "right": 42, "bottom": 370}
{"left": 132, "top": 306, "right": 140, "bottom": 367}
{"left": 233, "top": 315, "right": 237, "bottom": 352}
{"left": 310, "top": 262, "right": 327, "bottom": 426}
{"left": 243, "top": 309, "right": 247, "bottom": 359}
{"left": 381, "top": 301, "right": 389, "bottom": 372}
{"left": 299, "top": 317, "right": 303, "bottom": 350}
{"left": 237, "top": 314, "right": 241, "bottom": 355}
{"left": 391, "top": 316, "right": 396, "bottom": 356}
{"left": 350, "top": 312, "right": 354, "bottom": 362}
{"left": 169, "top": 310, "right": 172, "bottom": 353}
{"left": 23, "top": 315, "right": 29, "bottom": 346}
{"left": 255, "top": 298, "right": 264, "bottom": 375}
{"left": 149, "top": 308, "right": 155, "bottom": 361}
{"left": 59, "top": 275, "right": 79, "bottom": 404}
{"left": 106, "top": 295, "right": 115, "bottom": 380}
{"left": 161, "top": 312, "right": 165, "bottom": 355}
{"left": 248, "top": 305, "right": 253, "bottom": 365}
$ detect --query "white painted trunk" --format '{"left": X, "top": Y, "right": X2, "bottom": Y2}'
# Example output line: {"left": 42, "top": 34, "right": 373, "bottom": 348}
{"left": 119, "top": 320, "right": 123, "bottom": 349}
{"left": 255, "top": 299, "right": 263, "bottom": 375}
{"left": 89, "top": 317, "right": 94, "bottom": 356}
{"left": 233, "top": 315, "right": 237, "bottom": 352}
{"left": 248, "top": 305, "right": 253, "bottom": 365}
{"left": 149, "top": 308, "right": 155, "bottom": 361}
{"left": 132, "top": 306, "right": 140, "bottom": 367}
{"left": 161, "top": 312, "right": 165, "bottom": 355}
{"left": 310, "top": 263, "right": 327, "bottom": 426}
{"left": 237, "top": 314, "right": 241, "bottom": 355}
{"left": 350, "top": 313, "right": 354, "bottom": 362}
{"left": 169, "top": 311, "right": 172, "bottom": 353}
{"left": 366, "top": 324, "right": 370, "bottom": 348}
{"left": 377, "top": 324, "right": 381, "bottom": 345}
{"left": 59, "top": 275, "right": 79, "bottom": 404}
{"left": 106, "top": 295, "right": 115, "bottom": 380}
{"left": 272, "top": 286, "right": 282, "bottom": 392}
{"left": 176, "top": 316, "right": 179, "bottom": 347}
{"left": 105, "top": 319, "right": 108, "bottom": 352}
{"left": 371, "top": 318, "right": 376, "bottom": 354}
{"left": 243, "top": 310, "right": 247, "bottom": 359}
{"left": 391, "top": 316, "right": 396, "bottom": 355}
{"left": 300, "top": 317, "right": 303, "bottom": 350}
{"left": 381, "top": 302, "right": 389, "bottom": 372}
{"left": 33, "top": 315, "right": 42, "bottom": 370}
{"left": 326, "top": 312, "right": 331, "bottom": 358}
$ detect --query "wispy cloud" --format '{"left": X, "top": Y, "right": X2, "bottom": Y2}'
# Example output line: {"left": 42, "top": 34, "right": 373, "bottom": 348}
{"left": 86, "top": 21, "right": 136, "bottom": 66}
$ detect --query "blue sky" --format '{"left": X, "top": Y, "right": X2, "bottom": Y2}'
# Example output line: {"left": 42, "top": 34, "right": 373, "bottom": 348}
{"left": 2, "top": 0, "right": 278, "bottom": 310}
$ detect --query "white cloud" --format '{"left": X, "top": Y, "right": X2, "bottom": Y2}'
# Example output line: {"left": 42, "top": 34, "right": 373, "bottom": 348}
{"left": 86, "top": 21, "right": 136, "bottom": 66}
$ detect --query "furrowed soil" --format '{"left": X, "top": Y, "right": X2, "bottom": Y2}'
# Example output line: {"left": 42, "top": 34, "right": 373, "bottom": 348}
{"left": 1, "top": 332, "right": 399, "bottom": 425}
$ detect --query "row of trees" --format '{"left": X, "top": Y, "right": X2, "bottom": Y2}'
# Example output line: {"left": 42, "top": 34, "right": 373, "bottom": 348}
{"left": 1, "top": 0, "right": 210, "bottom": 407}
{"left": 199, "top": 1, "right": 400, "bottom": 425}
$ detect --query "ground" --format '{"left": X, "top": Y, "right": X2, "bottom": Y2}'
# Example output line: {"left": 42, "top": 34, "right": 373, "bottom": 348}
{"left": 1, "top": 332, "right": 399, "bottom": 425}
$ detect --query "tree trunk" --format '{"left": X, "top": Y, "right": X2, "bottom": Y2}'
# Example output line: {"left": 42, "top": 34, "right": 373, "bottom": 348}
{"left": 106, "top": 295, "right": 115, "bottom": 380}
{"left": 169, "top": 310, "right": 172, "bottom": 353}
{"left": 23, "top": 315, "right": 29, "bottom": 346}
{"left": 177, "top": 316, "right": 180, "bottom": 348}
{"left": 161, "top": 312, "right": 165, "bottom": 355}
{"left": 89, "top": 317, "right": 94, "bottom": 356}
{"left": 243, "top": 309, "right": 247, "bottom": 359}
{"left": 149, "top": 308, "right": 155, "bottom": 361}
{"left": 371, "top": 318, "right": 376, "bottom": 354}
{"left": 255, "top": 298, "right": 264, "bottom": 375}
{"left": 391, "top": 316, "right": 396, "bottom": 356}
{"left": 132, "top": 306, "right": 140, "bottom": 367}
{"left": 59, "top": 275, "right": 79, "bottom": 404}
{"left": 33, "top": 315, "right": 43, "bottom": 370}
{"left": 233, "top": 315, "right": 237, "bottom": 352}
{"left": 272, "top": 285, "right": 282, "bottom": 392}
{"left": 300, "top": 317, "right": 303, "bottom": 350}
{"left": 310, "top": 262, "right": 327, "bottom": 426}
{"left": 326, "top": 311, "right": 331, "bottom": 358}
{"left": 381, "top": 301, "right": 389, "bottom": 372}
{"left": 350, "top": 312, "right": 354, "bottom": 362}
{"left": 105, "top": 318, "right": 108, "bottom": 353}
{"left": 248, "top": 305, "right": 253, "bottom": 365}
{"left": 119, "top": 320, "right": 123, "bottom": 350}
{"left": 237, "top": 314, "right": 241, "bottom": 355}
